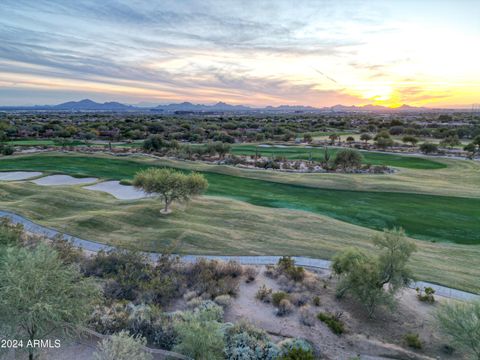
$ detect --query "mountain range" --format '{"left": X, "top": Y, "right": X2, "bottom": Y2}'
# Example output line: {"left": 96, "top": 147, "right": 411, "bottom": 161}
{"left": 0, "top": 99, "right": 436, "bottom": 113}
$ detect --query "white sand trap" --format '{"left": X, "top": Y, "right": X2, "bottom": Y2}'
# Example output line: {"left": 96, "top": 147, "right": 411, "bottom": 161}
{"left": 32, "top": 175, "right": 98, "bottom": 186}
{"left": 258, "top": 144, "right": 271, "bottom": 147}
{"left": 0, "top": 171, "right": 43, "bottom": 181}
{"left": 83, "top": 181, "right": 150, "bottom": 200}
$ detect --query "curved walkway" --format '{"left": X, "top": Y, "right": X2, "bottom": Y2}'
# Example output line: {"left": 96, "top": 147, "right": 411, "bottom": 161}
{"left": 0, "top": 209, "right": 478, "bottom": 302}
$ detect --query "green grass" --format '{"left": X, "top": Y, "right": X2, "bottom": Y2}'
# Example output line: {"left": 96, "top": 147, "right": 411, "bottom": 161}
{"left": 0, "top": 153, "right": 479, "bottom": 244}
{"left": 231, "top": 144, "right": 446, "bottom": 169}
{"left": 0, "top": 182, "right": 478, "bottom": 294}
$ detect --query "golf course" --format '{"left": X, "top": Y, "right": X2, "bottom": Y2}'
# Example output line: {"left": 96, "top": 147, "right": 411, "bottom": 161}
{"left": 0, "top": 151, "right": 479, "bottom": 293}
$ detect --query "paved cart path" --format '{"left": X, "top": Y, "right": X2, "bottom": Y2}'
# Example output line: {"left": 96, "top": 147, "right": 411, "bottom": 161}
{"left": 1, "top": 209, "right": 478, "bottom": 302}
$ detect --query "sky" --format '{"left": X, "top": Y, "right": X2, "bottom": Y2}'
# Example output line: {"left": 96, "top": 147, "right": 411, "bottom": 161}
{"left": 0, "top": 0, "right": 479, "bottom": 108}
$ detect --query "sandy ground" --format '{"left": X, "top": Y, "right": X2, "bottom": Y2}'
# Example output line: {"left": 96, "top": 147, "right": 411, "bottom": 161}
{"left": 32, "top": 175, "right": 98, "bottom": 186}
{"left": 223, "top": 267, "right": 453, "bottom": 360}
{"left": 83, "top": 180, "right": 150, "bottom": 200}
{"left": 0, "top": 171, "right": 42, "bottom": 181}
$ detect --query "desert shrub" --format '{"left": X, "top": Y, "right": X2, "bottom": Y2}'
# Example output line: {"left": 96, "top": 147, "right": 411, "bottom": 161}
{"left": 404, "top": 333, "right": 422, "bottom": 349}
{"left": 256, "top": 285, "right": 273, "bottom": 303}
{"left": 184, "top": 258, "right": 240, "bottom": 298}
{"left": 186, "top": 297, "right": 204, "bottom": 309}
{"left": 93, "top": 331, "right": 152, "bottom": 360}
{"left": 278, "top": 338, "right": 314, "bottom": 359}
{"left": 312, "top": 296, "right": 321, "bottom": 307}
{"left": 183, "top": 290, "right": 197, "bottom": 302}
{"left": 299, "top": 306, "right": 316, "bottom": 327}
{"left": 290, "top": 293, "right": 310, "bottom": 307}
{"left": 277, "top": 256, "right": 305, "bottom": 282}
{"left": 416, "top": 287, "right": 435, "bottom": 303}
{"left": 278, "top": 347, "right": 315, "bottom": 360}
{"left": 173, "top": 303, "right": 225, "bottom": 360}
{"left": 277, "top": 299, "right": 294, "bottom": 316}
{"left": 224, "top": 321, "right": 279, "bottom": 360}
{"left": 82, "top": 249, "right": 149, "bottom": 278}
{"left": 0, "top": 218, "right": 23, "bottom": 248}
{"left": 317, "top": 312, "right": 345, "bottom": 335}
{"left": 244, "top": 266, "right": 259, "bottom": 283}
{"left": 88, "top": 302, "right": 179, "bottom": 350}
{"left": 220, "top": 260, "right": 243, "bottom": 278}
{"left": 272, "top": 291, "right": 289, "bottom": 307}
{"left": 50, "top": 235, "right": 84, "bottom": 265}
{"left": 214, "top": 294, "right": 232, "bottom": 308}
{"left": 264, "top": 265, "right": 276, "bottom": 278}
{"left": 191, "top": 300, "right": 224, "bottom": 322}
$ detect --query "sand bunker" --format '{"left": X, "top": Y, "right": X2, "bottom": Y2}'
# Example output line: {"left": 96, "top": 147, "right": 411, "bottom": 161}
{"left": 32, "top": 175, "right": 98, "bottom": 186}
{"left": 83, "top": 181, "right": 150, "bottom": 200}
{"left": 0, "top": 171, "right": 43, "bottom": 181}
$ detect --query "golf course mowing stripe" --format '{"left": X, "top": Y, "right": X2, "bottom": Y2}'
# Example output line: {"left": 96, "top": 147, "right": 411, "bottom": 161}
{"left": 0, "top": 153, "right": 478, "bottom": 245}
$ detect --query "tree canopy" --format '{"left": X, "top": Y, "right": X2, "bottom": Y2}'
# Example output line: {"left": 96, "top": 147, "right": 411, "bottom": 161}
{"left": 133, "top": 168, "right": 208, "bottom": 213}
{"left": 0, "top": 244, "right": 100, "bottom": 360}
{"left": 332, "top": 228, "right": 416, "bottom": 317}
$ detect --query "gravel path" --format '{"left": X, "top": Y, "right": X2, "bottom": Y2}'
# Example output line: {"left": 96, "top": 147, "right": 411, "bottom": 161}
{"left": 0, "top": 209, "right": 478, "bottom": 302}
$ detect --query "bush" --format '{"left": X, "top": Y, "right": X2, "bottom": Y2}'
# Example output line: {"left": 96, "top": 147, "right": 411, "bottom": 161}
{"left": 272, "top": 291, "right": 289, "bottom": 307}
{"left": 278, "top": 338, "right": 315, "bottom": 359}
{"left": 256, "top": 285, "right": 273, "bottom": 303}
{"left": 290, "top": 293, "right": 309, "bottom": 307}
{"left": 278, "top": 347, "right": 315, "bottom": 360}
{"left": 277, "top": 299, "right": 294, "bottom": 316}
{"left": 50, "top": 235, "right": 84, "bottom": 265}
{"left": 299, "top": 306, "right": 316, "bottom": 327}
{"left": 333, "top": 149, "right": 363, "bottom": 170}
{"left": 224, "top": 321, "right": 279, "bottom": 360}
{"left": 317, "top": 312, "right": 345, "bottom": 335}
{"left": 404, "top": 333, "right": 422, "bottom": 349}
{"left": 0, "top": 144, "right": 14, "bottom": 156}
{"left": 173, "top": 305, "right": 225, "bottom": 360}
{"left": 416, "top": 287, "right": 435, "bottom": 303}
{"left": 244, "top": 266, "right": 259, "bottom": 283}
{"left": 214, "top": 294, "right": 232, "bottom": 308}
{"left": 0, "top": 218, "right": 23, "bottom": 248}
{"left": 184, "top": 258, "right": 241, "bottom": 298}
{"left": 419, "top": 142, "right": 438, "bottom": 154}
{"left": 93, "top": 331, "right": 152, "bottom": 360}
{"left": 277, "top": 256, "right": 305, "bottom": 282}
{"left": 312, "top": 296, "right": 321, "bottom": 307}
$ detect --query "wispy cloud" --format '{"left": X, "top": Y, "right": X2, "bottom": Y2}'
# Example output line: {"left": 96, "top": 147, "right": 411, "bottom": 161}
{"left": 0, "top": 0, "right": 478, "bottom": 106}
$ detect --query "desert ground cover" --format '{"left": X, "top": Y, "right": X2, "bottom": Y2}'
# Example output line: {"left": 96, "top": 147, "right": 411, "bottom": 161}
{"left": 0, "top": 179, "right": 479, "bottom": 293}
{"left": 1, "top": 153, "right": 479, "bottom": 244}
{"left": 230, "top": 144, "right": 447, "bottom": 169}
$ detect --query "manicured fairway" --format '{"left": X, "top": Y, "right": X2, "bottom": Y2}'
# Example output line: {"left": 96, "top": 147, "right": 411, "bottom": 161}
{"left": 0, "top": 154, "right": 478, "bottom": 244}
{"left": 231, "top": 144, "right": 447, "bottom": 169}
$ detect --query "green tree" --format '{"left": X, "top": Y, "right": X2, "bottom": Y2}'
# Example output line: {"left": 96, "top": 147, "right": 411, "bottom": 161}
{"left": 419, "top": 142, "right": 438, "bottom": 154}
{"left": 333, "top": 149, "right": 363, "bottom": 171}
{"left": 133, "top": 168, "right": 208, "bottom": 213}
{"left": 374, "top": 131, "right": 394, "bottom": 149}
{"left": 93, "top": 331, "right": 153, "bottom": 360}
{"left": 402, "top": 135, "right": 418, "bottom": 146}
{"left": 360, "top": 133, "right": 372, "bottom": 143}
{"left": 435, "top": 301, "right": 480, "bottom": 360}
{"left": 440, "top": 135, "right": 461, "bottom": 148}
{"left": 332, "top": 228, "right": 416, "bottom": 318}
{"left": 0, "top": 245, "right": 100, "bottom": 360}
